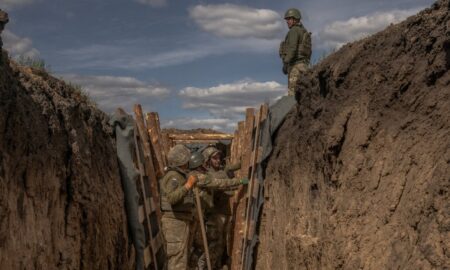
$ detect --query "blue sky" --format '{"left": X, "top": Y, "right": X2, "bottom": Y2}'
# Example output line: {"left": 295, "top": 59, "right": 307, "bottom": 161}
{"left": 1, "top": 0, "right": 434, "bottom": 131}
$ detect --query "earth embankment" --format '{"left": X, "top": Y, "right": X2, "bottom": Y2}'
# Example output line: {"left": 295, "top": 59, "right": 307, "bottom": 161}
{"left": 257, "top": 1, "right": 449, "bottom": 269}
{"left": 0, "top": 52, "right": 133, "bottom": 269}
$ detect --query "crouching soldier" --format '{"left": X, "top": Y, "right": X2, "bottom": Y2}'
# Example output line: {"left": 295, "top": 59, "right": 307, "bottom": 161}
{"left": 159, "top": 144, "right": 198, "bottom": 270}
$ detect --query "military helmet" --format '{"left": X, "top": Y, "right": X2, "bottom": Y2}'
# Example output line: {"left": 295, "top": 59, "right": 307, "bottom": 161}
{"left": 202, "top": 146, "right": 220, "bottom": 161}
{"left": 0, "top": 10, "right": 9, "bottom": 23}
{"left": 189, "top": 151, "right": 204, "bottom": 169}
{"left": 167, "top": 144, "right": 191, "bottom": 167}
{"left": 284, "top": 8, "right": 301, "bottom": 20}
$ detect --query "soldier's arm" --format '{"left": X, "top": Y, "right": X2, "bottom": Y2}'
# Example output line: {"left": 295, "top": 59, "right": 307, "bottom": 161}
{"left": 196, "top": 173, "right": 242, "bottom": 190}
{"left": 283, "top": 29, "right": 300, "bottom": 64}
{"left": 162, "top": 175, "right": 189, "bottom": 205}
{"left": 224, "top": 161, "right": 241, "bottom": 173}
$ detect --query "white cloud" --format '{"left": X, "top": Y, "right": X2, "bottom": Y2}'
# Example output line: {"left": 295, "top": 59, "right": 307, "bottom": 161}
{"left": 2, "top": 30, "right": 40, "bottom": 59}
{"left": 166, "top": 79, "right": 286, "bottom": 131}
{"left": 57, "top": 37, "right": 278, "bottom": 71}
{"left": 189, "top": 4, "right": 283, "bottom": 39}
{"left": 179, "top": 79, "right": 285, "bottom": 119}
{"left": 60, "top": 74, "right": 170, "bottom": 113}
{"left": 0, "top": 0, "right": 35, "bottom": 9}
{"left": 135, "top": 0, "right": 167, "bottom": 8}
{"left": 317, "top": 8, "right": 422, "bottom": 49}
{"left": 162, "top": 117, "right": 236, "bottom": 131}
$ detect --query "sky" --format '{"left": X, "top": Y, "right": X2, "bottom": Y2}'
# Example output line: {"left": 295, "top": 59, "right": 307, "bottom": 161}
{"left": 1, "top": 0, "right": 434, "bottom": 131}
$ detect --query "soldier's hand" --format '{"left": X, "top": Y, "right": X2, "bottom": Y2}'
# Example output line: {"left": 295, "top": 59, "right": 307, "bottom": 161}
{"left": 184, "top": 175, "right": 197, "bottom": 190}
{"left": 240, "top": 178, "right": 249, "bottom": 185}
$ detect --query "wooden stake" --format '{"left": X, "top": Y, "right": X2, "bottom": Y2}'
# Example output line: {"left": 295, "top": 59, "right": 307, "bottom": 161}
{"left": 194, "top": 187, "right": 212, "bottom": 270}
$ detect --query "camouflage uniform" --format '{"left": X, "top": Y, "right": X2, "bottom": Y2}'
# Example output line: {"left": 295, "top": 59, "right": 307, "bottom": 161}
{"left": 160, "top": 168, "right": 195, "bottom": 270}
{"left": 194, "top": 168, "right": 241, "bottom": 269}
{"left": 190, "top": 171, "right": 244, "bottom": 269}
{"left": 160, "top": 145, "right": 194, "bottom": 270}
{"left": 281, "top": 9, "right": 311, "bottom": 96}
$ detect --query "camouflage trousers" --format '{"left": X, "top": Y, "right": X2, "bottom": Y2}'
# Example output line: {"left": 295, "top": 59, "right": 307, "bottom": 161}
{"left": 288, "top": 62, "right": 308, "bottom": 96}
{"left": 192, "top": 213, "right": 227, "bottom": 269}
{"left": 161, "top": 213, "right": 194, "bottom": 270}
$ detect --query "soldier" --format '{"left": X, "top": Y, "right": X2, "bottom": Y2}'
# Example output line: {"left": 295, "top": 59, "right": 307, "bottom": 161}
{"left": 159, "top": 144, "right": 198, "bottom": 270}
{"left": 189, "top": 150, "right": 247, "bottom": 269}
{"left": 279, "top": 8, "right": 312, "bottom": 96}
{"left": 0, "top": 9, "right": 9, "bottom": 49}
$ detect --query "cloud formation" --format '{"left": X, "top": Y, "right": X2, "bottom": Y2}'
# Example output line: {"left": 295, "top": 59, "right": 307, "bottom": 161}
{"left": 60, "top": 74, "right": 170, "bottom": 113}
{"left": 179, "top": 79, "right": 285, "bottom": 119}
{"left": 0, "top": 0, "right": 35, "bottom": 9}
{"left": 318, "top": 8, "right": 422, "bottom": 49}
{"left": 135, "top": 0, "right": 167, "bottom": 8}
{"left": 2, "top": 30, "right": 40, "bottom": 59}
{"left": 189, "top": 4, "right": 283, "bottom": 39}
{"left": 57, "top": 37, "right": 278, "bottom": 71}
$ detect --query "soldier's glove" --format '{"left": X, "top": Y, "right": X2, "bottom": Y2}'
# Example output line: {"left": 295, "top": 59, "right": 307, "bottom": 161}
{"left": 184, "top": 175, "right": 197, "bottom": 190}
{"left": 240, "top": 178, "right": 249, "bottom": 185}
{"left": 282, "top": 63, "right": 288, "bottom": 75}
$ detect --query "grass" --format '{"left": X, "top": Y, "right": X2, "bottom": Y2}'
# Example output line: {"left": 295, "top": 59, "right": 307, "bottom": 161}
{"left": 15, "top": 55, "right": 50, "bottom": 71}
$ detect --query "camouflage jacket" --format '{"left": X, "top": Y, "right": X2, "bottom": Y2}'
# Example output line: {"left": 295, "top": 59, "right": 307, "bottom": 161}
{"left": 160, "top": 168, "right": 194, "bottom": 213}
{"left": 190, "top": 170, "right": 242, "bottom": 190}
{"left": 282, "top": 23, "right": 311, "bottom": 66}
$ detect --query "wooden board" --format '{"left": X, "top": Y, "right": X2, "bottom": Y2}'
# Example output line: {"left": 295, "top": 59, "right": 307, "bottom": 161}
{"left": 134, "top": 105, "right": 166, "bottom": 270}
{"left": 230, "top": 108, "right": 255, "bottom": 270}
{"left": 146, "top": 112, "right": 167, "bottom": 178}
{"left": 168, "top": 133, "right": 234, "bottom": 141}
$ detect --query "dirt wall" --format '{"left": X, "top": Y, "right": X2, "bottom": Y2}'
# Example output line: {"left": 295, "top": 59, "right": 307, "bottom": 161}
{"left": 257, "top": 1, "right": 449, "bottom": 269}
{"left": 0, "top": 52, "right": 133, "bottom": 269}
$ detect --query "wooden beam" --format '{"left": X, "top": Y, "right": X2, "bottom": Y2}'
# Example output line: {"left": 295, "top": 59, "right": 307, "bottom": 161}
{"left": 230, "top": 108, "right": 255, "bottom": 270}
{"left": 168, "top": 133, "right": 234, "bottom": 141}
{"left": 134, "top": 105, "right": 162, "bottom": 220}
{"left": 146, "top": 112, "right": 166, "bottom": 178}
{"left": 241, "top": 104, "right": 268, "bottom": 269}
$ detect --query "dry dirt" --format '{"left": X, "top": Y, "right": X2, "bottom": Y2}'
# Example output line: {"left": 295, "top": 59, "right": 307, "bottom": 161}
{"left": 0, "top": 52, "right": 133, "bottom": 269}
{"left": 257, "top": 0, "right": 449, "bottom": 269}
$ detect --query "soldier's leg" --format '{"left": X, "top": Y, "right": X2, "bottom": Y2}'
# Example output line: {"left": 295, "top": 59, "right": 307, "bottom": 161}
{"left": 206, "top": 214, "right": 226, "bottom": 269}
{"left": 161, "top": 216, "right": 191, "bottom": 270}
{"left": 287, "top": 63, "right": 308, "bottom": 96}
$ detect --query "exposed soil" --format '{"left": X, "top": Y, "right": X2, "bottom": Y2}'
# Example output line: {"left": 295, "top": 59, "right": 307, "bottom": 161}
{"left": 257, "top": 1, "right": 449, "bottom": 269}
{"left": 0, "top": 53, "right": 133, "bottom": 269}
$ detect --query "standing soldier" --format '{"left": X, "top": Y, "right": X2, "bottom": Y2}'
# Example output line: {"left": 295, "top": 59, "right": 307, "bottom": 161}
{"left": 0, "top": 9, "right": 9, "bottom": 49}
{"left": 201, "top": 146, "right": 241, "bottom": 269}
{"left": 159, "top": 144, "right": 197, "bottom": 270}
{"left": 188, "top": 151, "right": 248, "bottom": 269}
{"left": 279, "top": 8, "right": 312, "bottom": 96}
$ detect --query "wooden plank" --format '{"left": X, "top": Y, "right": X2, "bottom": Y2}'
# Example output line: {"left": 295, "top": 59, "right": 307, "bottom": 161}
{"left": 143, "top": 246, "right": 152, "bottom": 268}
{"left": 241, "top": 105, "right": 264, "bottom": 269}
{"left": 138, "top": 205, "right": 145, "bottom": 223}
{"left": 153, "top": 112, "right": 168, "bottom": 166}
{"left": 133, "top": 125, "right": 159, "bottom": 270}
{"left": 170, "top": 139, "right": 225, "bottom": 145}
{"left": 161, "top": 132, "right": 173, "bottom": 156}
{"left": 230, "top": 108, "right": 255, "bottom": 270}
{"left": 146, "top": 112, "right": 166, "bottom": 178}
{"left": 134, "top": 105, "right": 162, "bottom": 220}
{"left": 230, "top": 129, "right": 239, "bottom": 164}
{"left": 168, "top": 133, "right": 234, "bottom": 141}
